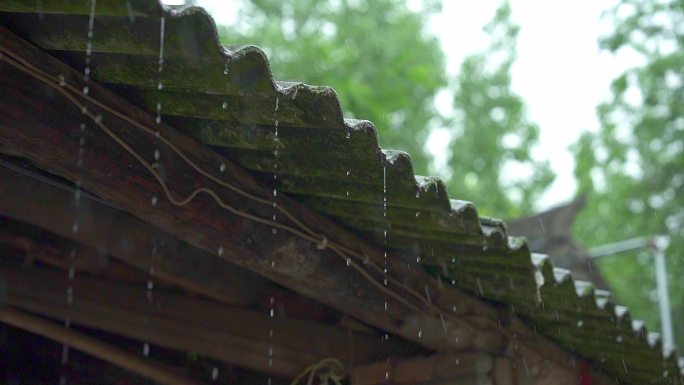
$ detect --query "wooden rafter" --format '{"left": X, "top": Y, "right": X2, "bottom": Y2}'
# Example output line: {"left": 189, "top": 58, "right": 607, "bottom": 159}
{"left": 0, "top": 258, "right": 409, "bottom": 378}
{"left": 0, "top": 161, "right": 267, "bottom": 306}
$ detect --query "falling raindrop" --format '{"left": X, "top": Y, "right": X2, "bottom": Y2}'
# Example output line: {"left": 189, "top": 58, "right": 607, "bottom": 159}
{"left": 155, "top": 101, "right": 162, "bottom": 124}
{"left": 151, "top": 195, "right": 158, "bottom": 206}
{"left": 211, "top": 367, "right": 219, "bottom": 381}
{"left": 220, "top": 163, "right": 226, "bottom": 172}
{"left": 143, "top": 343, "right": 150, "bottom": 357}
{"left": 272, "top": 96, "right": 280, "bottom": 235}
{"left": 125, "top": 1, "right": 135, "bottom": 23}
{"left": 222, "top": 101, "right": 228, "bottom": 109}
{"left": 66, "top": 287, "right": 73, "bottom": 305}
{"left": 218, "top": 246, "right": 224, "bottom": 256}
{"left": 61, "top": 344, "right": 70, "bottom": 365}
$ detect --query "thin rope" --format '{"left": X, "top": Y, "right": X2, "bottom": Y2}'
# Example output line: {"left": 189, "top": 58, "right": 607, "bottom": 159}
{"left": 289, "top": 358, "right": 345, "bottom": 385}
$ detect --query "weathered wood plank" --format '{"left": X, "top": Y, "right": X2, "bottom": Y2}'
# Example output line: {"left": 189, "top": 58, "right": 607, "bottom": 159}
{"left": 0, "top": 161, "right": 267, "bottom": 306}
{"left": 350, "top": 353, "right": 493, "bottom": 385}
{"left": 0, "top": 306, "right": 201, "bottom": 385}
{"left": 0, "top": 260, "right": 407, "bottom": 377}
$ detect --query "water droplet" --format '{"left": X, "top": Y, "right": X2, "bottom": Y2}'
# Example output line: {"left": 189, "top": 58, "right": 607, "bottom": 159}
{"left": 72, "top": 222, "right": 79, "bottom": 234}
{"left": 143, "top": 343, "right": 150, "bottom": 357}
{"left": 68, "top": 267, "right": 75, "bottom": 279}
{"left": 58, "top": 75, "right": 66, "bottom": 87}
{"left": 576, "top": 320, "right": 583, "bottom": 327}
{"left": 147, "top": 280, "right": 154, "bottom": 290}
{"left": 346, "top": 170, "right": 351, "bottom": 176}
{"left": 346, "top": 258, "right": 351, "bottom": 266}
{"left": 157, "top": 82, "right": 163, "bottom": 90}
{"left": 418, "top": 330, "right": 422, "bottom": 338}
{"left": 222, "top": 101, "right": 228, "bottom": 109}
{"left": 82, "top": 86, "right": 89, "bottom": 95}
{"left": 415, "top": 211, "right": 420, "bottom": 217}
{"left": 616, "top": 335, "right": 622, "bottom": 343}
{"left": 211, "top": 368, "right": 219, "bottom": 381}
{"left": 151, "top": 195, "right": 158, "bottom": 206}
{"left": 220, "top": 163, "right": 226, "bottom": 172}
{"left": 270, "top": 309, "right": 274, "bottom": 318}
{"left": 217, "top": 246, "right": 224, "bottom": 256}
{"left": 346, "top": 131, "right": 351, "bottom": 139}
{"left": 153, "top": 150, "right": 160, "bottom": 160}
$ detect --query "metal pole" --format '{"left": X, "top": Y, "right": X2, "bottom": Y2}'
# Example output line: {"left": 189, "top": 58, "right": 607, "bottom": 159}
{"left": 653, "top": 237, "right": 674, "bottom": 350}
{"left": 588, "top": 235, "right": 675, "bottom": 350}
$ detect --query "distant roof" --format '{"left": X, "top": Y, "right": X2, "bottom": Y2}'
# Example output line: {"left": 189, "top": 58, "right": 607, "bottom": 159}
{"left": 508, "top": 196, "right": 609, "bottom": 290}
{"left": 0, "top": 1, "right": 681, "bottom": 382}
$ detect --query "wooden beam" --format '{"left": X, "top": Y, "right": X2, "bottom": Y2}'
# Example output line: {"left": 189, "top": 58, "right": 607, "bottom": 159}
{"left": 350, "top": 353, "right": 493, "bottom": 385}
{"left": 0, "top": 306, "right": 202, "bottom": 385}
{"left": 0, "top": 160, "right": 267, "bottom": 306}
{"left": 0, "top": 259, "right": 407, "bottom": 378}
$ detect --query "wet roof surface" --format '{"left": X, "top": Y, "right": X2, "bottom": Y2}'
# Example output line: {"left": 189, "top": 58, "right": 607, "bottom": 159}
{"left": 0, "top": 1, "right": 682, "bottom": 383}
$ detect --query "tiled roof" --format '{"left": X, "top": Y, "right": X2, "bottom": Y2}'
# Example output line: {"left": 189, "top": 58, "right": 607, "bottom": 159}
{"left": 0, "top": 1, "right": 681, "bottom": 383}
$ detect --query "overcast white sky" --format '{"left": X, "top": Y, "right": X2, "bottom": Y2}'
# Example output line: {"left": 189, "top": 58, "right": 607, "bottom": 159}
{"left": 179, "top": 0, "right": 634, "bottom": 210}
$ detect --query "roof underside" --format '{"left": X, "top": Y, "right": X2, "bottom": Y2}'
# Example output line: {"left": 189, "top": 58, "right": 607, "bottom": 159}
{"left": 0, "top": 1, "right": 681, "bottom": 383}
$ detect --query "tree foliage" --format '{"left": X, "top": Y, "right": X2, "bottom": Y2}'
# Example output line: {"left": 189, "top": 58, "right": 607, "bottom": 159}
{"left": 218, "top": 0, "right": 447, "bottom": 174}
{"left": 572, "top": 0, "right": 684, "bottom": 347}
{"left": 447, "top": 3, "right": 554, "bottom": 218}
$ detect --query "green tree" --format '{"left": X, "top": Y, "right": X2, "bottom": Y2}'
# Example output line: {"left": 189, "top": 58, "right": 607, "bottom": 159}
{"left": 447, "top": 2, "right": 554, "bottom": 218}
{"left": 218, "top": 0, "right": 447, "bottom": 174}
{"left": 572, "top": 0, "right": 684, "bottom": 348}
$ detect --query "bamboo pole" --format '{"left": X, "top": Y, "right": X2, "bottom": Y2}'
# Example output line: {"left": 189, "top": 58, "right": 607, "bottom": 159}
{"left": 0, "top": 306, "right": 201, "bottom": 385}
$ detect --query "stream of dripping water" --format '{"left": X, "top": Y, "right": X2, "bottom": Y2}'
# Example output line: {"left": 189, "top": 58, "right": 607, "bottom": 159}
{"left": 61, "top": 1, "right": 96, "bottom": 383}
{"left": 141, "top": 11, "right": 165, "bottom": 365}
{"left": 267, "top": 95, "right": 280, "bottom": 385}
{"left": 272, "top": 96, "right": 279, "bottom": 236}
{"left": 382, "top": 164, "right": 390, "bottom": 381}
